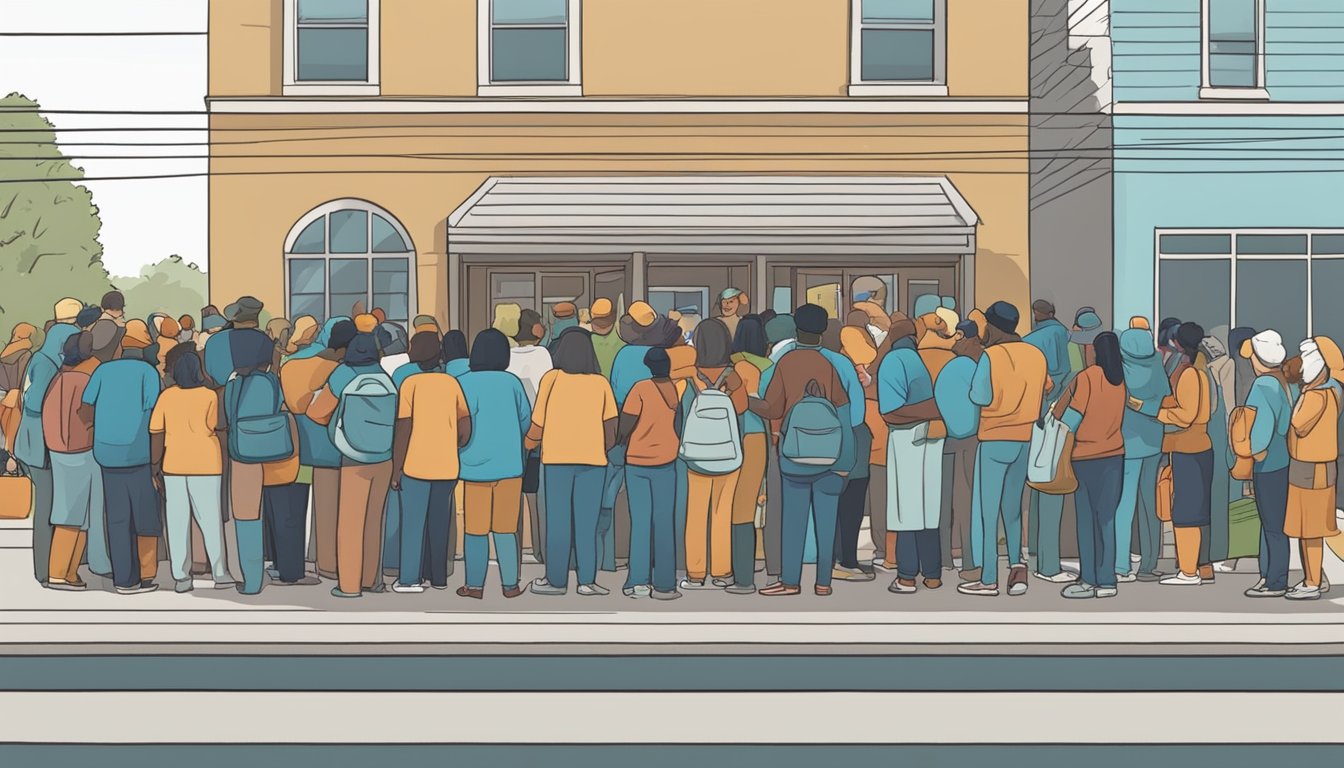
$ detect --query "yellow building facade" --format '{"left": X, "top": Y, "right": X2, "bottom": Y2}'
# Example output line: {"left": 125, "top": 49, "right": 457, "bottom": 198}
{"left": 208, "top": 0, "right": 1029, "bottom": 335}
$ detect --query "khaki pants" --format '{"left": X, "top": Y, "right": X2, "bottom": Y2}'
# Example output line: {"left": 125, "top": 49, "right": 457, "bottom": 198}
{"left": 48, "top": 526, "right": 87, "bottom": 583}
{"left": 337, "top": 461, "right": 391, "bottom": 595}
{"left": 686, "top": 469, "right": 739, "bottom": 581}
{"left": 464, "top": 478, "right": 523, "bottom": 536}
{"left": 312, "top": 467, "right": 340, "bottom": 578}
{"left": 732, "top": 434, "right": 768, "bottom": 526}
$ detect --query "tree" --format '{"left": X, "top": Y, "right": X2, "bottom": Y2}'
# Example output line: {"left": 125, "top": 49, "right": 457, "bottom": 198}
{"left": 117, "top": 255, "right": 208, "bottom": 322}
{"left": 0, "top": 93, "right": 115, "bottom": 332}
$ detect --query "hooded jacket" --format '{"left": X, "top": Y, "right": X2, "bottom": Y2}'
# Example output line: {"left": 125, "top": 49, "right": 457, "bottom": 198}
{"left": 1119, "top": 328, "right": 1170, "bottom": 458}
{"left": 12, "top": 324, "right": 80, "bottom": 468}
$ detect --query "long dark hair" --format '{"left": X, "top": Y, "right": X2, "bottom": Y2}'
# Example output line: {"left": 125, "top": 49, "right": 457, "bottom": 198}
{"left": 469, "top": 329, "right": 511, "bottom": 372}
{"left": 732, "top": 314, "right": 768, "bottom": 358}
{"left": 551, "top": 327, "right": 601, "bottom": 375}
{"left": 172, "top": 351, "right": 207, "bottom": 389}
{"left": 1092, "top": 331, "right": 1125, "bottom": 387}
{"left": 694, "top": 318, "right": 733, "bottom": 368}
{"left": 441, "top": 330, "right": 469, "bottom": 364}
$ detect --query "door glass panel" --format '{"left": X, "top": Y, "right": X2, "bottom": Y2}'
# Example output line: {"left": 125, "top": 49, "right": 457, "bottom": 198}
{"left": 1159, "top": 259, "right": 1231, "bottom": 339}
{"left": 908, "top": 279, "right": 942, "bottom": 317}
{"left": 489, "top": 272, "right": 535, "bottom": 337}
{"left": 803, "top": 274, "right": 843, "bottom": 319}
{"left": 850, "top": 273, "right": 896, "bottom": 314}
{"left": 540, "top": 274, "right": 587, "bottom": 334}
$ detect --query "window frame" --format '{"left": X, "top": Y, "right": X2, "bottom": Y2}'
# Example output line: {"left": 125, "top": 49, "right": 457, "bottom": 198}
{"left": 283, "top": 0, "right": 381, "bottom": 96}
{"left": 1154, "top": 228, "right": 1344, "bottom": 340}
{"left": 1200, "top": 0, "right": 1268, "bottom": 100}
{"left": 283, "top": 199, "right": 417, "bottom": 324}
{"left": 849, "top": 0, "right": 948, "bottom": 97}
{"left": 477, "top": 0, "right": 583, "bottom": 97}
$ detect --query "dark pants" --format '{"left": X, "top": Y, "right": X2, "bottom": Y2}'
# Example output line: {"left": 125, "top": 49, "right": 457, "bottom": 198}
{"left": 835, "top": 476, "right": 870, "bottom": 569}
{"left": 25, "top": 464, "right": 54, "bottom": 584}
{"left": 896, "top": 528, "right": 941, "bottom": 580}
{"left": 1075, "top": 455, "right": 1123, "bottom": 589}
{"left": 399, "top": 476, "right": 456, "bottom": 587}
{"left": 780, "top": 471, "right": 844, "bottom": 588}
{"left": 263, "top": 483, "right": 309, "bottom": 583}
{"left": 102, "top": 464, "right": 162, "bottom": 589}
{"left": 764, "top": 453, "right": 783, "bottom": 577}
{"left": 597, "top": 445, "right": 626, "bottom": 572}
{"left": 625, "top": 462, "right": 676, "bottom": 593}
{"left": 732, "top": 523, "right": 755, "bottom": 587}
{"left": 1255, "top": 466, "right": 1291, "bottom": 591}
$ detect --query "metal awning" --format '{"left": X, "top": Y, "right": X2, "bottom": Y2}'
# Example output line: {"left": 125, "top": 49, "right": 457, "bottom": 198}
{"left": 447, "top": 176, "right": 979, "bottom": 256}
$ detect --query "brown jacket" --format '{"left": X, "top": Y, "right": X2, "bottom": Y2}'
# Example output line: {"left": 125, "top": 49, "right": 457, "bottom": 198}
{"left": 749, "top": 347, "right": 850, "bottom": 424}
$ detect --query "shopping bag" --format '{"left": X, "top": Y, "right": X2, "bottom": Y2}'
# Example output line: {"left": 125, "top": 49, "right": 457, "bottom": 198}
{"left": 0, "top": 473, "right": 32, "bottom": 519}
{"left": 1156, "top": 461, "right": 1174, "bottom": 523}
{"left": 1027, "top": 412, "right": 1077, "bottom": 494}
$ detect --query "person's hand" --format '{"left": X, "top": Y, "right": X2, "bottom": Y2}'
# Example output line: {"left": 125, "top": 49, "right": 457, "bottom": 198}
{"left": 151, "top": 470, "right": 164, "bottom": 494}
{"left": 4, "top": 456, "right": 16, "bottom": 474}
{"left": 390, "top": 470, "right": 402, "bottom": 492}
{"left": 1127, "top": 396, "right": 1143, "bottom": 411}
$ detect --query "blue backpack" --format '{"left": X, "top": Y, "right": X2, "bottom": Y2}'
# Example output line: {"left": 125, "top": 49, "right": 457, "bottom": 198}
{"left": 226, "top": 372, "right": 293, "bottom": 464}
{"left": 779, "top": 379, "right": 845, "bottom": 476}
{"left": 329, "top": 371, "right": 398, "bottom": 464}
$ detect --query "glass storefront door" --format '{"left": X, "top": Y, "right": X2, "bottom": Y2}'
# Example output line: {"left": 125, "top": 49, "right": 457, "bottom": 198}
{"left": 466, "top": 264, "right": 628, "bottom": 340}
{"left": 778, "top": 264, "right": 958, "bottom": 320}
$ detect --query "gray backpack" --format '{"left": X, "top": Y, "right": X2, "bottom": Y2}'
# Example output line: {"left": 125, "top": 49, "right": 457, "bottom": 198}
{"left": 678, "top": 369, "right": 743, "bottom": 476}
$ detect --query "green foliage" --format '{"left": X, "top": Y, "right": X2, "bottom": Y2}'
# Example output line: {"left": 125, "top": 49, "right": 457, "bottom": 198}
{"left": 0, "top": 93, "right": 115, "bottom": 331}
{"left": 117, "top": 255, "right": 208, "bottom": 322}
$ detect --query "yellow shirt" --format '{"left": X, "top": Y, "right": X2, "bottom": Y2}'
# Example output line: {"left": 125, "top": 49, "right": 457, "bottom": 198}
{"left": 149, "top": 386, "right": 222, "bottom": 476}
{"left": 532, "top": 370, "right": 618, "bottom": 466}
{"left": 397, "top": 373, "right": 470, "bottom": 481}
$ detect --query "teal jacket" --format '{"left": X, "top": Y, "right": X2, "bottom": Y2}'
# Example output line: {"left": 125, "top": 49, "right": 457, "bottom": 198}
{"left": 12, "top": 324, "right": 80, "bottom": 469}
{"left": 876, "top": 340, "right": 934, "bottom": 417}
{"left": 1246, "top": 374, "right": 1292, "bottom": 473}
{"left": 934, "top": 356, "right": 980, "bottom": 440}
{"left": 1025, "top": 318, "right": 1072, "bottom": 405}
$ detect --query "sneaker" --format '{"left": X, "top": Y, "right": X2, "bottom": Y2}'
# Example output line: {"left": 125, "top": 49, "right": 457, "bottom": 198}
{"left": 1245, "top": 585, "right": 1287, "bottom": 598}
{"left": 1291, "top": 574, "right": 1331, "bottom": 594}
{"left": 529, "top": 577, "right": 566, "bottom": 596}
{"left": 274, "top": 575, "right": 322, "bottom": 586}
{"left": 650, "top": 588, "right": 683, "bottom": 601}
{"left": 366, "top": 581, "right": 388, "bottom": 594}
{"left": 1061, "top": 583, "right": 1096, "bottom": 599}
{"left": 724, "top": 583, "right": 757, "bottom": 595}
{"left": 455, "top": 585, "right": 484, "bottom": 600}
{"left": 1136, "top": 571, "right": 1164, "bottom": 583}
{"left": 115, "top": 583, "right": 159, "bottom": 595}
{"left": 1007, "top": 566, "right": 1029, "bottom": 596}
{"left": 502, "top": 585, "right": 524, "bottom": 599}
{"left": 1286, "top": 585, "right": 1323, "bottom": 601}
{"left": 45, "top": 578, "right": 87, "bottom": 592}
{"left": 679, "top": 578, "right": 715, "bottom": 591}
{"left": 391, "top": 582, "right": 425, "bottom": 594}
{"left": 330, "top": 587, "right": 362, "bottom": 598}
{"left": 1034, "top": 571, "right": 1077, "bottom": 584}
{"left": 1160, "top": 572, "right": 1202, "bottom": 586}
{"left": 623, "top": 585, "right": 652, "bottom": 598}
{"left": 1213, "top": 560, "right": 1239, "bottom": 573}
{"left": 1116, "top": 572, "right": 1137, "bottom": 583}
{"left": 577, "top": 583, "right": 609, "bottom": 596}
{"left": 888, "top": 578, "right": 917, "bottom": 594}
{"left": 957, "top": 581, "right": 1000, "bottom": 596}
{"left": 833, "top": 566, "right": 876, "bottom": 582}
{"left": 1095, "top": 586, "right": 1117, "bottom": 599}
{"left": 521, "top": 552, "right": 541, "bottom": 565}
{"left": 871, "top": 557, "right": 894, "bottom": 573}
{"left": 924, "top": 578, "right": 942, "bottom": 590}
{"left": 958, "top": 567, "right": 983, "bottom": 583}
{"left": 211, "top": 578, "right": 238, "bottom": 590}
{"left": 1252, "top": 577, "right": 1267, "bottom": 590}
{"left": 711, "top": 577, "right": 734, "bottom": 588}
{"left": 174, "top": 579, "right": 194, "bottom": 594}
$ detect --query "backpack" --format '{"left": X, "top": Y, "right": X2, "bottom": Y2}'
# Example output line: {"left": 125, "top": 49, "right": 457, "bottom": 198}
{"left": 329, "top": 371, "right": 397, "bottom": 464}
{"left": 226, "top": 372, "right": 293, "bottom": 464}
{"left": 678, "top": 369, "right": 743, "bottom": 475}
{"left": 779, "top": 379, "right": 845, "bottom": 476}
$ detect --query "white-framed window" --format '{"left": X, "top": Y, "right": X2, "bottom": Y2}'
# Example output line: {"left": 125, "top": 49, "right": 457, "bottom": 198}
{"left": 1154, "top": 230, "right": 1344, "bottom": 346}
{"left": 1201, "top": 0, "right": 1267, "bottom": 100}
{"left": 285, "top": 200, "right": 416, "bottom": 324}
{"left": 477, "top": 0, "right": 582, "bottom": 97}
{"left": 849, "top": 0, "right": 947, "bottom": 97}
{"left": 283, "top": 0, "right": 380, "bottom": 96}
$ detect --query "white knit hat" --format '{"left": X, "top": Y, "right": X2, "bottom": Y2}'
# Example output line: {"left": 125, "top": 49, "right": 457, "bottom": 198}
{"left": 1301, "top": 338, "right": 1326, "bottom": 385}
{"left": 1250, "top": 330, "right": 1286, "bottom": 366}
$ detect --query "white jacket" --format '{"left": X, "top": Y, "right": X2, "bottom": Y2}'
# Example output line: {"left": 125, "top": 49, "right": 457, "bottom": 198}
{"left": 508, "top": 344, "right": 554, "bottom": 405}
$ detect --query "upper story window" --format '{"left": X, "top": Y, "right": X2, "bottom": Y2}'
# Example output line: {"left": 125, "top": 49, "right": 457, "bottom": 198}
{"left": 1202, "top": 0, "right": 1267, "bottom": 99}
{"left": 285, "top": 200, "right": 416, "bottom": 324}
{"left": 850, "top": 0, "right": 947, "bottom": 97}
{"left": 478, "top": 0, "right": 582, "bottom": 96}
{"left": 284, "top": 0, "right": 381, "bottom": 96}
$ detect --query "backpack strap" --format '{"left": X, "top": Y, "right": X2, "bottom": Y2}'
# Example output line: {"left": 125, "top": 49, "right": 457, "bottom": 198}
{"left": 804, "top": 379, "right": 825, "bottom": 399}
{"left": 713, "top": 367, "right": 734, "bottom": 390}
{"left": 696, "top": 370, "right": 716, "bottom": 391}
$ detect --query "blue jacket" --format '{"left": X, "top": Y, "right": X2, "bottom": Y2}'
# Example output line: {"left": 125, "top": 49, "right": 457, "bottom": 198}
{"left": 934, "top": 356, "right": 980, "bottom": 440}
{"left": 1119, "top": 328, "right": 1170, "bottom": 458}
{"left": 12, "top": 324, "right": 80, "bottom": 469}
{"left": 610, "top": 344, "right": 654, "bottom": 407}
{"left": 1025, "top": 318, "right": 1072, "bottom": 405}
{"left": 83, "top": 358, "right": 162, "bottom": 468}
{"left": 1246, "top": 374, "right": 1292, "bottom": 473}
{"left": 457, "top": 370, "right": 532, "bottom": 482}
{"left": 875, "top": 340, "right": 935, "bottom": 418}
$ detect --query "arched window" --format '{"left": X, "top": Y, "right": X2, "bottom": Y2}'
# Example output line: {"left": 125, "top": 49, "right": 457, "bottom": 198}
{"left": 284, "top": 199, "right": 416, "bottom": 324}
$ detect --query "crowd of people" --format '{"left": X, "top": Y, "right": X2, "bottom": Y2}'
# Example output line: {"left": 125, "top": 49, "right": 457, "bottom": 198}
{"left": 0, "top": 286, "right": 1338, "bottom": 601}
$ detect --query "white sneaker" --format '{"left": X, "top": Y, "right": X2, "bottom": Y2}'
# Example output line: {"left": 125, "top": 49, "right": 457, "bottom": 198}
{"left": 1034, "top": 571, "right": 1077, "bottom": 584}
{"left": 1252, "top": 577, "right": 1266, "bottom": 591}
{"left": 1286, "top": 585, "right": 1322, "bottom": 601}
{"left": 1095, "top": 586, "right": 1118, "bottom": 598}
{"left": 1116, "top": 572, "right": 1137, "bottom": 583}
{"left": 1213, "top": 560, "right": 1239, "bottom": 573}
{"left": 1292, "top": 573, "right": 1331, "bottom": 594}
{"left": 577, "top": 583, "right": 610, "bottom": 596}
{"left": 391, "top": 582, "right": 425, "bottom": 594}
{"left": 1160, "top": 572, "right": 1202, "bottom": 586}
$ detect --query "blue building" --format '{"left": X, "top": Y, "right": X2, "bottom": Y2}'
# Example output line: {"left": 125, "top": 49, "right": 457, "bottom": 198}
{"left": 1112, "top": 0, "right": 1344, "bottom": 346}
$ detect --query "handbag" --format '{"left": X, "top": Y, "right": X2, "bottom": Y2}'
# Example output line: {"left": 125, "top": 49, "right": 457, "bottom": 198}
{"left": 1156, "top": 455, "right": 1174, "bottom": 523}
{"left": 0, "top": 471, "right": 31, "bottom": 520}
{"left": 1027, "top": 381, "right": 1078, "bottom": 494}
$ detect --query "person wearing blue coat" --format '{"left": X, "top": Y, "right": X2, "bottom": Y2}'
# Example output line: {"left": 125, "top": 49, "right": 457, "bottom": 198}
{"left": 1024, "top": 299, "right": 1077, "bottom": 585}
{"left": 934, "top": 327, "right": 984, "bottom": 578}
{"left": 1117, "top": 323, "right": 1172, "bottom": 581}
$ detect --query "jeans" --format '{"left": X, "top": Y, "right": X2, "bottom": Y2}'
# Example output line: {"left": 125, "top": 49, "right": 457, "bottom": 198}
{"left": 164, "top": 475, "right": 230, "bottom": 584}
{"left": 1074, "top": 455, "right": 1123, "bottom": 589}
{"left": 765, "top": 451, "right": 783, "bottom": 577}
{"left": 102, "top": 464, "right": 163, "bottom": 589}
{"left": 263, "top": 483, "right": 308, "bottom": 583}
{"left": 780, "top": 471, "right": 844, "bottom": 588}
{"left": 25, "top": 464, "right": 54, "bottom": 584}
{"left": 597, "top": 445, "right": 626, "bottom": 572}
{"left": 1119, "top": 454, "right": 1162, "bottom": 575}
{"left": 1254, "top": 467, "right": 1290, "bottom": 591}
{"left": 1033, "top": 491, "right": 1066, "bottom": 577}
{"left": 543, "top": 464, "right": 606, "bottom": 588}
{"left": 974, "top": 440, "right": 1030, "bottom": 587}
{"left": 625, "top": 462, "right": 677, "bottom": 593}
{"left": 382, "top": 487, "right": 402, "bottom": 573}
{"left": 398, "top": 476, "right": 456, "bottom": 588}
{"left": 835, "top": 475, "right": 871, "bottom": 569}
{"left": 896, "top": 528, "right": 941, "bottom": 580}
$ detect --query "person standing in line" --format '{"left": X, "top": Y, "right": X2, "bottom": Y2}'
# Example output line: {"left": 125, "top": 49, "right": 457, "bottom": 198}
{"left": 1117, "top": 321, "right": 1172, "bottom": 582}
{"left": 728, "top": 316, "right": 772, "bottom": 594}
{"left": 589, "top": 298, "right": 626, "bottom": 380}
{"left": 916, "top": 308, "right": 960, "bottom": 571}
{"left": 1238, "top": 331, "right": 1293, "bottom": 597}
{"left": 959, "top": 302, "right": 1051, "bottom": 597}
{"left": 1154, "top": 322, "right": 1216, "bottom": 586}
{"left": 1054, "top": 331, "right": 1127, "bottom": 599}
{"left": 84, "top": 329, "right": 164, "bottom": 594}
{"left": 547, "top": 302, "right": 580, "bottom": 348}
{"left": 1282, "top": 337, "right": 1343, "bottom": 600}
{"left": 876, "top": 313, "right": 943, "bottom": 594}
{"left": 588, "top": 298, "right": 626, "bottom": 572}
{"left": 383, "top": 331, "right": 445, "bottom": 577}
{"left": 527, "top": 328, "right": 618, "bottom": 596}
{"left": 389, "top": 338, "right": 472, "bottom": 595}
{"left": 456, "top": 329, "right": 530, "bottom": 599}
{"left": 617, "top": 347, "right": 684, "bottom": 600}
{"left": 309, "top": 324, "right": 396, "bottom": 598}
{"left": 1024, "top": 300, "right": 1075, "bottom": 587}
{"left": 14, "top": 299, "right": 82, "bottom": 586}
{"left": 852, "top": 305, "right": 893, "bottom": 572}
{"left": 761, "top": 313, "right": 797, "bottom": 582}
{"left": 203, "top": 297, "right": 264, "bottom": 387}
{"left": 149, "top": 351, "right": 236, "bottom": 593}
{"left": 442, "top": 330, "right": 470, "bottom": 378}
{"left": 834, "top": 312, "right": 879, "bottom": 583}
{"left": 1157, "top": 317, "right": 1184, "bottom": 378}
{"left": 747, "top": 304, "right": 855, "bottom": 597}
{"left": 42, "top": 333, "right": 99, "bottom": 591}
{"left": 509, "top": 309, "right": 553, "bottom": 565}
{"left": 0, "top": 322, "right": 37, "bottom": 458}
{"left": 679, "top": 319, "right": 748, "bottom": 592}
{"left": 935, "top": 323, "right": 984, "bottom": 581}
{"left": 717, "top": 288, "right": 749, "bottom": 339}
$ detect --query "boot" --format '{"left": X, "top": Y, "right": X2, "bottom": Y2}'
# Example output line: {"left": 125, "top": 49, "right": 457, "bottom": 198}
{"left": 235, "top": 519, "right": 265, "bottom": 595}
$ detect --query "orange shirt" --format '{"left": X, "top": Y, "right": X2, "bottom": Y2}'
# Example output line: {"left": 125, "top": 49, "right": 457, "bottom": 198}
{"left": 531, "top": 370, "right": 618, "bottom": 466}
{"left": 1158, "top": 365, "right": 1213, "bottom": 454}
{"left": 1054, "top": 366, "right": 1125, "bottom": 460}
{"left": 149, "top": 386, "right": 223, "bottom": 476}
{"left": 623, "top": 379, "right": 680, "bottom": 467}
{"left": 397, "top": 372, "right": 471, "bottom": 481}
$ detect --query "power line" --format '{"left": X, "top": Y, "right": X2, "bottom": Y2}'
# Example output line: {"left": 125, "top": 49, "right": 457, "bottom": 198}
{"left": 0, "top": 31, "right": 205, "bottom": 37}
